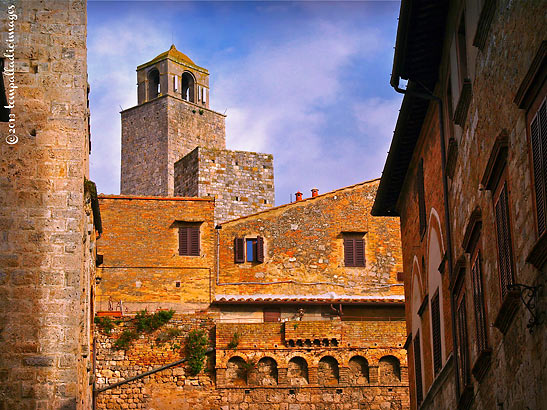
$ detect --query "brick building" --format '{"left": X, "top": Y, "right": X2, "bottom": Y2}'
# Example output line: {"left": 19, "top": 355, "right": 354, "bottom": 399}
{"left": 0, "top": 1, "right": 100, "bottom": 409}
{"left": 94, "top": 180, "right": 410, "bottom": 409}
{"left": 120, "top": 46, "right": 275, "bottom": 222}
{"left": 372, "top": 1, "right": 546, "bottom": 409}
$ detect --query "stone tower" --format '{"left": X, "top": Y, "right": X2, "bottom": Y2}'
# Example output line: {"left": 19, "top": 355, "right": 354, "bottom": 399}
{"left": 121, "top": 46, "right": 275, "bottom": 222}
{"left": 121, "top": 45, "right": 226, "bottom": 197}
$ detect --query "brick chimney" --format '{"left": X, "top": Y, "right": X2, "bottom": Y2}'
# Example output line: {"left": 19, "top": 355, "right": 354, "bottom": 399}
{"left": 311, "top": 188, "right": 319, "bottom": 198}
{"left": 295, "top": 191, "right": 303, "bottom": 201}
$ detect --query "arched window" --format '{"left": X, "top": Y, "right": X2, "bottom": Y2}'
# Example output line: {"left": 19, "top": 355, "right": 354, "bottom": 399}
{"left": 147, "top": 68, "right": 160, "bottom": 100}
{"left": 349, "top": 356, "right": 369, "bottom": 384}
{"left": 287, "top": 357, "right": 308, "bottom": 385}
{"left": 181, "top": 72, "right": 195, "bottom": 102}
{"left": 226, "top": 356, "right": 247, "bottom": 386}
{"left": 252, "top": 357, "right": 278, "bottom": 386}
{"left": 318, "top": 356, "right": 339, "bottom": 385}
{"left": 379, "top": 356, "right": 401, "bottom": 383}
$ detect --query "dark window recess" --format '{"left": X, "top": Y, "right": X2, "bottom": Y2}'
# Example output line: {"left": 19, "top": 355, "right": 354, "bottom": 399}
{"left": 471, "top": 252, "right": 488, "bottom": 354}
{"left": 178, "top": 225, "right": 200, "bottom": 256}
{"left": 431, "top": 290, "right": 442, "bottom": 375}
{"left": 413, "top": 332, "right": 423, "bottom": 406}
{"left": 0, "top": 59, "right": 10, "bottom": 122}
{"left": 234, "top": 237, "right": 245, "bottom": 263}
{"left": 416, "top": 159, "right": 427, "bottom": 237}
{"left": 344, "top": 237, "right": 365, "bottom": 267}
{"left": 530, "top": 98, "right": 547, "bottom": 236}
{"left": 263, "top": 308, "right": 281, "bottom": 323}
{"left": 456, "top": 294, "right": 471, "bottom": 390}
{"left": 246, "top": 237, "right": 264, "bottom": 263}
{"left": 494, "top": 182, "right": 515, "bottom": 299}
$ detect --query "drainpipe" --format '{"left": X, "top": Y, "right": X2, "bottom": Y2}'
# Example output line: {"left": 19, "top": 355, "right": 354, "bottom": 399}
{"left": 391, "top": 76, "right": 461, "bottom": 398}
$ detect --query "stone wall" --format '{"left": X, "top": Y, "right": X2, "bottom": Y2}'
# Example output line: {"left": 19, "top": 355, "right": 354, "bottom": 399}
{"left": 96, "top": 195, "right": 215, "bottom": 312}
{"left": 120, "top": 95, "right": 226, "bottom": 196}
{"left": 216, "top": 179, "right": 404, "bottom": 298}
{"left": 175, "top": 147, "right": 275, "bottom": 223}
{"left": 0, "top": 1, "right": 92, "bottom": 408}
{"left": 95, "top": 316, "right": 409, "bottom": 410}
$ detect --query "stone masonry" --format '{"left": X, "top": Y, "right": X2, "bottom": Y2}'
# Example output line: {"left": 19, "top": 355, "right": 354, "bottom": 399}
{"left": 175, "top": 147, "right": 275, "bottom": 222}
{"left": 0, "top": 1, "right": 96, "bottom": 409}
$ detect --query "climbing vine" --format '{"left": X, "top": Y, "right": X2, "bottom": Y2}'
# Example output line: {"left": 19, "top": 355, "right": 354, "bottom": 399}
{"left": 186, "top": 329, "right": 209, "bottom": 375}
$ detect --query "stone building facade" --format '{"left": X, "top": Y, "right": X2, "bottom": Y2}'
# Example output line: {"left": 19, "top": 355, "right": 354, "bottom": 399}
{"left": 0, "top": 1, "right": 100, "bottom": 409}
{"left": 373, "top": 1, "right": 546, "bottom": 409}
{"left": 94, "top": 180, "right": 410, "bottom": 409}
{"left": 174, "top": 147, "right": 274, "bottom": 221}
{"left": 120, "top": 46, "right": 274, "bottom": 222}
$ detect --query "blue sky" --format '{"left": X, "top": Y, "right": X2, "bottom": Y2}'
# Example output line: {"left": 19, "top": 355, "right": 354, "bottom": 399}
{"left": 88, "top": 1, "right": 402, "bottom": 204}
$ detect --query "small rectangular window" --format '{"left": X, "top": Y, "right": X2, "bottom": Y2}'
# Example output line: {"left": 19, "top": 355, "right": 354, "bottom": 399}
{"left": 174, "top": 75, "right": 179, "bottom": 92}
{"left": 263, "top": 308, "right": 280, "bottom": 322}
{"left": 431, "top": 289, "right": 442, "bottom": 375}
{"left": 413, "top": 331, "right": 423, "bottom": 406}
{"left": 343, "top": 233, "right": 365, "bottom": 267}
{"left": 178, "top": 223, "right": 200, "bottom": 256}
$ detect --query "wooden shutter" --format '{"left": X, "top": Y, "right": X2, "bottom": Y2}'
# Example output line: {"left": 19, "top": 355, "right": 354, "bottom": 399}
{"left": 234, "top": 237, "right": 244, "bottom": 263}
{"left": 494, "top": 182, "right": 514, "bottom": 298}
{"left": 179, "top": 227, "right": 189, "bottom": 255}
{"left": 417, "top": 160, "right": 427, "bottom": 236}
{"left": 413, "top": 331, "right": 423, "bottom": 406}
{"left": 344, "top": 238, "right": 355, "bottom": 267}
{"left": 189, "top": 227, "right": 200, "bottom": 256}
{"left": 431, "top": 290, "right": 442, "bottom": 375}
{"left": 263, "top": 308, "right": 280, "bottom": 322}
{"left": 456, "top": 295, "right": 470, "bottom": 388}
{"left": 355, "top": 239, "right": 365, "bottom": 267}
{"left": 530, "top": 98, "right": 546, "bottom": 236}
{"left": 256, "top": 236, "right": 264, "bottom": 263}
{"left": 471, "top": 253, "right": 488, "bottom": 353}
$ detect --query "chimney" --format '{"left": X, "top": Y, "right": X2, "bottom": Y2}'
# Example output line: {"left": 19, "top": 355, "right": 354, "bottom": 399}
{"left": 311, "top": 188, "right": 319, "bottom": 198}
{"left": 295, "top": 191, "right": 303, "bottom": 201}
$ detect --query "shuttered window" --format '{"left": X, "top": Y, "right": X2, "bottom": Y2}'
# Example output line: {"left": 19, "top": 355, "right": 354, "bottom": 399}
{"left": 456, "top": 293, "right": 470, "bottom": 389}
{"left": 344, "top": 237, "right": 365, "bottom": 267}
{"left": 417, "top": 159, "right": 427, "bottom": 237}
{"left": 234, "top": 237, "right": 244, "bottom": 263}
{"left": 494, "top": 181, "right": 514, "bottom": 299}
{"left": 263, "top": 308, "right": 280, "bottom": 322}
{"left": 235, "top": 236, "right": 264, "bottom": 263}
{"left": 530, "top": 97, "right": 547, "bottom": 236}
{"left": 413, "top": 331, "right": 423, "bottom": 406}
{"left": 431, "top": 289, "right": 442, "bottom": 375}
{"left": 471, "top": 251, "right": 488, "bottom": 353}
{"left": 178, "top": 225, "right": 200, "bottom": 256}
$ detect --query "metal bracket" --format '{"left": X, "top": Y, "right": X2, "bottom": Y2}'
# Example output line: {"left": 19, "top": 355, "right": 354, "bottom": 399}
{"left": 508, "top": 283, "right": 545, "bottom": 333}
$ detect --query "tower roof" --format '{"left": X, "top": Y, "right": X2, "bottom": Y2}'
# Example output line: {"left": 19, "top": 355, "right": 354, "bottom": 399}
{"left": 137, "top": 44, "right": 207, "bottom": 72}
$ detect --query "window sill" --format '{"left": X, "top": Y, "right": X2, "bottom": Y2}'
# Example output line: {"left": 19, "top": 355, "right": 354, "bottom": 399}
{"left": 454, "top": 80, "right": 473, "bottom": 127}
{"left": 493, "top": 289, "right": 521, "bottom": 334}
{"left": 471, "top": 348, "right": 492, "bottom": 383}
{"left": 526, "top": 231, "right": 547, "bottom": 271}
{"left": 457, "top": 384, "right": 474, "bottom": 410}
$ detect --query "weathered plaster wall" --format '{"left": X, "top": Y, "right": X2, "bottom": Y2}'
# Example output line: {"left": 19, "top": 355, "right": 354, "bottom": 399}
{"left": 217, "top": 179, "right": 404, "bottom": 298}
{"left": 96, "top": 196, "right": 215, "bottom": 312}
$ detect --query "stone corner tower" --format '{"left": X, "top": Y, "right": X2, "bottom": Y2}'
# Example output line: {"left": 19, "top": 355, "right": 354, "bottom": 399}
{"left": 121, "top": 45, "right": 226, "bottom": 196}
{"left": 120, "top": 45, "right": 275, "bottom": 222}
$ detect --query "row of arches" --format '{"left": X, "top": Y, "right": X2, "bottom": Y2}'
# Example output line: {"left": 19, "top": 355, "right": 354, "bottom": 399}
{"left": 147, "top": 68, "right": 198, "bottom": 103}
{"left": 224, "top": 355, "right": 401, "bottom": 386}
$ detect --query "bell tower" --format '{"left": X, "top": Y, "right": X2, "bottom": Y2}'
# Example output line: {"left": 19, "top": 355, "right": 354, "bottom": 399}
{"left": 120, "top": 45, "right": 226, "bottom": 196}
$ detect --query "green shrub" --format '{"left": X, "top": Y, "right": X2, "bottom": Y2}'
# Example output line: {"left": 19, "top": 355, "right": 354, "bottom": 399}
{"left": 227, "top": 332, "right": 240, "bottom": 349}
{"left": 94, "top": 316, "right": 115, "bottom": 334}
{"left": 134, "top": 309, "right": 175, "bottom": 333}
{"left": 186, "top": 329, "right": 209, "bottom": 375}
{"left": 114, "top": 329, "right": 139, "bottom": 350}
